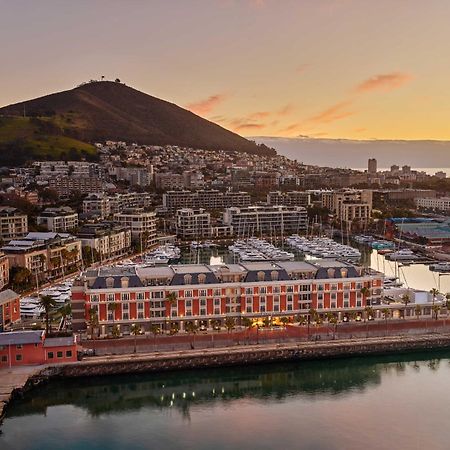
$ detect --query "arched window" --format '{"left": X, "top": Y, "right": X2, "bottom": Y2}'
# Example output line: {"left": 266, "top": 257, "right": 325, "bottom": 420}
{"left": 270, "top": 271, "right": 279, "bottom": 281}
{"left": 257, "top": 271, "right": 265, "bottom": 282}
{"left": 106, "top": 277, "right": 114, "bottom": 288}
{"left": 184, "top": 274, "right": 192, "bottom": 285}
{"left": 340, "top": 268, "right": 348, "bottom": 278}
{"left": 120, "top": 277, "right": 129, "bottom": 288}
{"left": 327, "top": 268, "right": 335, "bottom": 279}
{"left": 198, "top": 273, "right": 206, "bottom": 284}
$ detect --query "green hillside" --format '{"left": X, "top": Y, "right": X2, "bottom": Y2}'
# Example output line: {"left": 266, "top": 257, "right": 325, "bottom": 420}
{"left": 0, "top": 116, "right": 97, "bottom": 166}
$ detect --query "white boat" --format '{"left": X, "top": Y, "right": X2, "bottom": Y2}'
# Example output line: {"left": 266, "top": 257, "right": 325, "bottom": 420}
{"left": 429, "top": 262, "right": 450, "bottom": 273}
{"left": 386, "top": 249, "right": 419, "bottom": 261}
{"left": 20, "top": 297, "right": 44, "bottom": 318}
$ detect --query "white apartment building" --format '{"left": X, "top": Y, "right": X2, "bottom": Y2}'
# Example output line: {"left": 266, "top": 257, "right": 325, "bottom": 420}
{"left": 267, "top": 191, "right": 311, "bottom": 207}
{"left": 77, "top": 224, "right": 132, "bottom": 261}
{"left": 163, "top": 190, "right": 251, "bottom": 211}
{"left": 82, "top": 193, "right": 111, "bottom": 219}
{"left": 416, "top": 197, "right": 450, "bottom": 211}
{"left": 113, "top": 208, "right": 157, "bottom": 250}
{"left": 176, "top": 208, "right": 211, "bottom": 239}
{"left": 223, "top": 206, "right": 308, "bottom": 236}
{"left": 37, "top": 207, "right": 79, "bottom": 232}
{"left": 108, "top": 193, "right": 153, "bottom": 215}
{"left": 0, "top": 207, "right": 28, "bottom": 242}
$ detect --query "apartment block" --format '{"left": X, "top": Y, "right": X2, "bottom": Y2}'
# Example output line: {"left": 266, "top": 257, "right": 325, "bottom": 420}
{"left": 176, "top": 208, "right": 211, "bottom": 239}
{"left": 0, "top": 207, "right": 28, "bottom": 242}
{"left": 0, "top": 252, "right": 10, "bottom": 291}
{"left": 37, "top": 207, "right": 79, "bottom": 232}
{"left": 267, "top": 191, "right": 311, "bottom": 208}
{"left": 82, "top": 193, "right": 111, "bottom": 219}
{"left": 113, "top": 208, "right": 157, "bottom": 250}
{"left": 416, "top": 197, "right": 450, "bottom": 211}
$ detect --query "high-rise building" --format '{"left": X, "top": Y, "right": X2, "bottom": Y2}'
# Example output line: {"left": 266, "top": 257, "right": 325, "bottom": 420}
{"left": 368, "top": 158, "right": 377, "bottom": 175}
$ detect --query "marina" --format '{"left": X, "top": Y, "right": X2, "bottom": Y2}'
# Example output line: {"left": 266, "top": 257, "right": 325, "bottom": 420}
{"left": 228, "top": 238, "right": 295, "bottom": 261}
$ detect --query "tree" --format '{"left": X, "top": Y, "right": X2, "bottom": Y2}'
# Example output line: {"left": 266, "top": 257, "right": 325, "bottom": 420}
{"left": 381, "top": 308, "right": 391, "bottom": 335}
{"left": 185, "top": 321, "right": 198, "bottom": 349}
{"left": 39, "top": 295, "right": 57, "bottom": 335}
{"left": 150, "top": 324, "right": 160, "bottom": 350}
{"left": 108, "top": 302, "right": 118, "bottom": 326}
{"left": 360, "top": 286, "right": 371, "bottom": 306}
{"left": 225, "top": 317, "right": 236, "bottom": 334}
{"left": 401, "top": 293, "right": 410, "bottom": 319}
{"left": 130, "top": 323, "right": 142, "bottom": 353}
{"left": 88, "top": 307, "right": 99, "bottom": 340}
{"left": 111, "top": 325, "right": 120, "bottom": 338}
{"left": 263, "top": 316, "right": 271, "bottom": 328}
{"left": 241, "top": 317, "right": 252, "bottom": 329}
{"left": 415, "top": 304, "right": 422, "bottom": 320}
{"left": 430, "top": 288, "right": 440, "bottom": 306}
{"left": 432, "top": 304, "right": 440, "bottom": 321}
{"left": 364, "top": 306, "right": 374, "bottom": 337}
{"left": 165, "top": 291, "right": 177, "bottom": 334}
{"left": 10, "top": 267, "right": 33, "bottom": 292}
{"left": 280, "top": 316, "right": 289, "bottom": 328}
{"left": 58, "top": 304, "right": 72, "bottom": 331}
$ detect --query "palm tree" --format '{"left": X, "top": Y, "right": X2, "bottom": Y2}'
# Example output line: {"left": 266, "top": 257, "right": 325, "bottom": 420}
{"left": 308, "top": 308, "right": 317, "bottom": 339}
{"left": 414, "top": 304, "right": 422, "bottom": 320}
{"left": 150, "top": 324, "right": 160, "bottom": 350}
{"left": 165, "top": 291, "right": 177, "bottom": 334}
{"left": 263, "top": 316, "right": 271, "bottom": 328}
{"left": 130, "top": 323, "right": 142, "bottom": 353}
{"left": 39, "top": 295, "right": 57, "bottom": 335}
{"left": 401, "top": 293, "right": 410, "bottom": 319}
{"left": 241, "top": 317, "right": 252, "bottom": 329}
{"left": 430, "top": 288, "right": 440, "bottom": 306}
{"left": 326, "top": 312, "right": 338, "bottom": 339}
{"left": 108, "top": 302, "right": 118, "bottom": 326}
{"left": 111, "top": 324, "right": 120, "bottom": 338}
{"left": 225, "top": 317, "right": 236, "bottom": 334}
{"left": 364, "top": 306, "right": 374, "bottom": 337}
{"left": 185, "top": 321, "right": 198, "bottom": 349}
{"left": 280, "top": 316, "right": 289, "bottom": 328}
{"left": 170, "top": 322, "right": 179, "bottom": 336}
{"left": 381, "top": 308, "right": 390, "bottom": 335}
{"left": 360, "top": 286, "right": 371, "bottom": 306}
{"left": 432, "top": 304, "right": 440, "bottom": 321}
{"left": 88, "top": 307, "right": 99, "bottom": 339}
{"left": 58, "top": 304, "right": 72, "bottom": 331}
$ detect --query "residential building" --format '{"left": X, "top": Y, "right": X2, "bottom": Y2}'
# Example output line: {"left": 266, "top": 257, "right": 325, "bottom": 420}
{"left": 416, "top": 197, "right": 450, "bottom": 212}
{"left": 108, "top": 192, "right": 153, "bottom": 214}
{"left": 48, "top": 176, "right": 104, "bottom": 196}
{"left": 77, "top": 223, "right": 132, "bottom": 261}
{"left": 267, "top": 191, "right": 311, "bottom": 207}
{"left": 223, "top": 206, "right": 308, "bottom": 236}
{"left": 114, "top": 208, "right": 157, "bottom": 250}
{"left": 154, "top": 173, "right": 185, "bottom": 190}
{"left": 0, "top": 207, "right": 28, "bottom": 242}
{"left": 163, "top": 190, "right": 250, "bottom": 212}
{"left": 0, "top": 252, "right": 10, "bottom": 290}
{"left": 71, "top": 260, "right": 383, "bottom": 335}
{"left": 176, "top": 208, "right": 211, "bottom": 239}
{"left": 0, "top": 290, "right": 20, "bottom": 331}
{"left": 83, "top": 193, "right": 111, "bottom": 219}
{"left": 368, "top": 158, "right": 377, "bottom": 175}
{"left": 0, "top": 331, "right": 78, "bottom": 367}
{"left": 37, "top": 207, "right": 79, "bottom": 232}
{"left": 2, "top": 232, "right": 82, "bottom": 279}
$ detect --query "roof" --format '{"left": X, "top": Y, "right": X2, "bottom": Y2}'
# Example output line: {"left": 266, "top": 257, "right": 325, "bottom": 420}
{"left": 44, "top": 336, "right": 76, "bottom": 348}
{"left": 0, "top": 289, "right": 19, "bottom": 305}
{"left": 0, "top": 330, "right": 44, "bottom": 346}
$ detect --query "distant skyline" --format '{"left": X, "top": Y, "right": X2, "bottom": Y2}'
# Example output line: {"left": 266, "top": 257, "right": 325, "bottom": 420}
{"left": 2, "top": 0, "right": 450, "bottom": 140}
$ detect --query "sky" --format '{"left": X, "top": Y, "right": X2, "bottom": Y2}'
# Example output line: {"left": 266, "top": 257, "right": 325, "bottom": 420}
{"left": 1, "top": 0, "right": 450, "bottom": 141}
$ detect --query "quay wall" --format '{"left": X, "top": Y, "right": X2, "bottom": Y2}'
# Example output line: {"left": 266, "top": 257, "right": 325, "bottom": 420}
{"left": 42, "top": 333, "right": 450, "bottom": 378}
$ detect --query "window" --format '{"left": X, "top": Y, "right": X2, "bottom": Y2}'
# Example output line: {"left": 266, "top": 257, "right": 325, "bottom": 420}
{"left": 200, "top": 308, "right": 207, "bottom": 315}
{"left": 16, "top": 354, "right": 22, "bottom": 361}
{"left": 66, "top": 350, "right": 72, "bottom": 358}
{"left": 317, "top": 284, "right": 324, "bottom": 291}
{"left": 123, "top": 303, "right": 129, "bottom": 311}
{"left": 198, "top": 274, "right": 206, "bottom": 284}
{"left": 200, "top": 299, "right": 206, "bottom": 306}
{"left": 184, "top": 274, "right": 192, "bottom": 285}
{"left": 245, "top": 287, "right": 253, "bottom": 295}
{"left": 259, "top": 286, "right": 267, "bottom": 294}
{"left": 16, "top": 344, "right": 23, "bottom": 349}
{"left": 57, "top": 351, "right": 63, "bottom": 358}
{"left": 123, "top": 312, "right": 129, "bottom": 320}
{"left": 246, "top": 306, "right": 252, "bottom": 313}
{"left": 184, "top": 290, "right": 193, "bottom": 298}
{"left": 107, "top": 293, "right": 115, "bottom": 302}
{"left": 121, "top": 293, "right": 130, "bottom": 301}
{"left": 214, "top": 288, "right": 221, "bottom": 296}
{"left": 214, "top": 298, "right": 221, "bottom": 306}
{"left": 318, "top": 302, "right": 323, "bottom": 309}
{"left": 257, "top": 271, "right": 265, "bottom": 281}
{"left": 287, "top": 294, "right": 293, "bottom": 302}
{"left": 1, "top": 355, "right": 7, "bottom": 362}
{"left": 185, "top": 299, "right": 192, "bottom": 307}
{"left": 138, "top": 302, "right": 144, "bottom": 310}
{"left": 246, "top": 297, "right": 253, "bottom": 305}
{"left": 138, "top": 312, "right": 144, "bottom": 319}
{"left": 318, "top": 293, "right": 324, "bottom": 301}
{"left": 137, "top": 292, "right": 145, "bottom": 300}
{"left": 151, "top": 291, "right": 164, "bottom": 299}
{"left": 273, "top": 286, "right": 280, "bottom": 294}
{"left": 343, "top": 300, "right": 349, "bottom": 308}
{"left": 331, "top": 301, "right": 337, "bottom": 308}
{"left": 91, "top": 294, "right": 99, "bottom": 302}
{"left": 331, "top": 284, "right": 338, "bottom": 291}
{"left": 331, "top": 293, "right": 337, "bottom": 300}
{"left": 286, "top": 285, "right": 294, "bottom": 293}
{"left": 199, "top": 289, "right": 207, "bottom": 297}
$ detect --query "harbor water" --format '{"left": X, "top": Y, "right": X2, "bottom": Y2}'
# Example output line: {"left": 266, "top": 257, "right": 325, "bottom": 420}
{"left": 2, "top": 352, "right": 450, "bottom": 449}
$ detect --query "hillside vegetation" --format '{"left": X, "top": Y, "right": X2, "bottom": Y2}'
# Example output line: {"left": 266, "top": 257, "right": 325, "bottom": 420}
{"left": 0, "top": 81, "right": 275, "bottom": 166}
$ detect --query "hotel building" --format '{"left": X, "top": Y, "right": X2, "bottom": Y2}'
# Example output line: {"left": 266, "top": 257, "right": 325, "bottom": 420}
{"left": 71, "top": 260, "right": 383, "bottom": 336}
{"left": 37, "top": 207, "right": 79, "bottom": 232}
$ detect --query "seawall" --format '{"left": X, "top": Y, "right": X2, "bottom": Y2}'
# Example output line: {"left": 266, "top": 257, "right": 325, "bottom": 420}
{"left": 3, "top": 333, "right": 450, "bottom": 423}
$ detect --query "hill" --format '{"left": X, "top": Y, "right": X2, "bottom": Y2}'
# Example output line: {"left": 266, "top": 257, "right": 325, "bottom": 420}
{"left": 0, "top": 81, "right": 275, "bottom": 165}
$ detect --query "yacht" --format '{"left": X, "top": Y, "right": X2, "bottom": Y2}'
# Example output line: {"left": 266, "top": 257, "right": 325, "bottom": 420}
{"left": 20, "top": 297, "right": 44, "bottom": 318}
{"left": 386, "top": 249, "right": 419, "bottom": 261}
{"left": 429, "top": 262, "right": 450, "bottom": 273}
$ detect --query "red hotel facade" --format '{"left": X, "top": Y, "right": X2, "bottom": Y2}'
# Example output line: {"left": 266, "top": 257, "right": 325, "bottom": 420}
{"left": 71, "top": 260, "right": 384, "bottom": 336}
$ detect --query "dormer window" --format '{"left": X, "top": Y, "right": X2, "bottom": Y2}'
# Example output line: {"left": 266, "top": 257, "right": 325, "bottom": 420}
{"left": 271, "top": 271, "right": 279, "bottom": 281}
{"left": 120, "top": 277, "right": 129, "bottom": 288}
{"left": 184, "top": 274, "right": 192, "bottom": 285}
{"left": 257, "top": 271, "right": 265, "bottom": 282}
{"left": 327, "top": 268, "right": 335, "bottom": 278}
{"left": 198, "top": 273, "right": 206, "bottom": 284}
{"left": 340, "top": 268, "right": 348, "bottom": 278}
{"left": 106, "top": 277, "right": 114, "bottom": 288}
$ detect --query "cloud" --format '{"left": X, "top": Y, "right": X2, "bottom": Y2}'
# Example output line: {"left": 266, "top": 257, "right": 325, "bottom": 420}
{"left": 355, "top": 72, "right": 412, "bottom": 93}
{"left": 186, "top": 94, "right": 228, "bottom": 115}
{"left": 307, "top": 100, "right": 354, "bottom": 125}
{"left": 234, "top": 123, "right": 266, "bottom": 132}
{"left": 248, "top": 111, "right": 270, "bottom": 120}
{"left": 277, "top": 104, "right": 294, "bottom": 116}
{"left": 296, "top": 63, "right": 310, "bottom": 74}
{"left": 278, "top": 123, "right": 300, "bottom": 134}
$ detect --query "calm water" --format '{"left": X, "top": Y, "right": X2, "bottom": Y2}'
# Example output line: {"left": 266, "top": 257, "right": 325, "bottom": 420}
{"left": 2, "top": 352, "right": 450, "bottom": 450}
{"left": 180, "top": 245, "right": 450, "bottom": 293}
